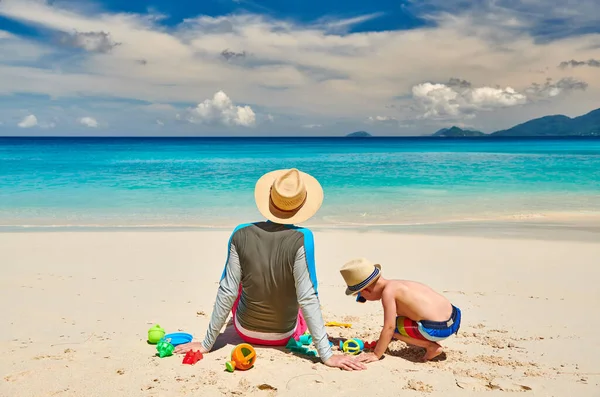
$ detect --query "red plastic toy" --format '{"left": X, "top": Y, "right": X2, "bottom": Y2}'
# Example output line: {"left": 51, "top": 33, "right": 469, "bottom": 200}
{"left": 363, "top": 341, "right": 378, "bottom": 350}
{"left": 182, "top": 350, "right": 203, "bottom": 365}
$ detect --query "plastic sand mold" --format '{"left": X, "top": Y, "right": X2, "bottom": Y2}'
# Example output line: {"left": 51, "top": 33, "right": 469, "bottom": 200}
{"left": 163, "top": 332, "right": 193, "bottom": 346}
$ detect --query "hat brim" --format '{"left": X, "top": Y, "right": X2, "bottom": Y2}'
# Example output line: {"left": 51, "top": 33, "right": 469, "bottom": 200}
{"left": 345, "top": 264, "right": 382, "bottom": 296}
{"left": 254, "top": 169, "right": 324, "bottom": 225}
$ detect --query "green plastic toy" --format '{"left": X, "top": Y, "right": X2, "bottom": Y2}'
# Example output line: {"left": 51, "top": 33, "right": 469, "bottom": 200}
{"left": 298, "top": 333, "right": 312, "bottom": 345}
{"left": 156, "top": 338, "right": 174, "bottom": 358}
{"left": 148, "top": 324, "right": 166, "bottom": 344}
{"left": 285, "top": 338, "right": 317, "bottom": 357}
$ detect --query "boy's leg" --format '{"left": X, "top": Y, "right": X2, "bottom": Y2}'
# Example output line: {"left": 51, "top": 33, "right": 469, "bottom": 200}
{"left": 393, "top": 333, "right": 443, "bottom": 361}
{"left": 394, "top": 316, "right": 444, "bottom": 361}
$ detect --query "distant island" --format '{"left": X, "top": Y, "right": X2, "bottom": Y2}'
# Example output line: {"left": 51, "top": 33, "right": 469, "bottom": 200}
{"left": 430, "top": 107, "right": 600, "bottom": 137}
{"left": 432, "top": 126, "right": 485, "bottom": 137}
{"left": 346, "top": 131, "right": 372, "bottom": 137}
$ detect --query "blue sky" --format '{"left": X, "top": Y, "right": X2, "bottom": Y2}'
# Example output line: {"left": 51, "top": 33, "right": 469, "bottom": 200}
{"left": 0, "top": 0, "right": 598, "bottom": 136}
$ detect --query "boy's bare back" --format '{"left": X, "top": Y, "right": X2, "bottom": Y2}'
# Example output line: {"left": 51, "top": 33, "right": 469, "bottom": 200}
{"left": 384, "top": 280, "right": 453, "bottom": 322}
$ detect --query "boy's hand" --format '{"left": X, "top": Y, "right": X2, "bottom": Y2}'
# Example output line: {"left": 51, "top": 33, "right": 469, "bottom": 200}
{"left": 174, "top": 342, "right": 209, "bottom": 355}
{"left": 356, "top": 352, "right": 380, "bottom": 364}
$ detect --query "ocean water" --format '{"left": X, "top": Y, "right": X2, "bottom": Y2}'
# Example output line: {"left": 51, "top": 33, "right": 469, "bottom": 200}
{"left": 1, "top": 137, "right": 600, "bottom": 229}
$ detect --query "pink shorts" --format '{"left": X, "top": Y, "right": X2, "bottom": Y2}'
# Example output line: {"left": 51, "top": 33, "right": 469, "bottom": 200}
{"left": 231, "top": 285, "right": 307, "bottom": 345}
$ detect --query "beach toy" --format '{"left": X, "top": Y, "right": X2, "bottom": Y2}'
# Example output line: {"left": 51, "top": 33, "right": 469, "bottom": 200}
{"left": 325, "top": 321, "right": 352, "bottom": 328}
{"left": 156, "top": 338, "right": 175, "bottom": 358}
{"left": 339, "top": 338, "right": 364, "bottom": 355}
{"left": 147, "top": 324, "right": 166, "bottom": 344}
{"left": 225, "top": 343, "right": 257, "bottom": 372}
{"left": 298, "top": 333, "right": 312, "bottom": 345}
{"left": 182, "top": 350, "right": 204, "bottom": 365}
{"left": 163, "top": 332, "right": 193, "bottom": 346}
{"left": 363, "top": 340, "right": 378, "bottom": 350}
{"left": 285, "top": 338, "right": 318, "bottom": 357}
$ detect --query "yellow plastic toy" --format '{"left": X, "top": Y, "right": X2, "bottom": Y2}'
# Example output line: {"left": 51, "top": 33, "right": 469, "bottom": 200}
{"left": 225, "top": 343, "right": 256, "bottom": 372}
{"left": 325, "top": 321, "right": 352, "bottom": 328}
{"left": 340, "top": 339, "right": 364, "bottom": 355}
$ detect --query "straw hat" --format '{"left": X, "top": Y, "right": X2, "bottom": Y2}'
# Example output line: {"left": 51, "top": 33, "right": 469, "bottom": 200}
{"left": 254, "top": 168, "right": 323, "bottom": 224}
{"left": 340, "top": 258, "right": 382, "bottom": 295}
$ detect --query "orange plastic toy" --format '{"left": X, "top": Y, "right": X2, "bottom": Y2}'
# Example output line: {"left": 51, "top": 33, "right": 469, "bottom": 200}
{"left": 225, "top": 343, "right": 256, "bottom": 372}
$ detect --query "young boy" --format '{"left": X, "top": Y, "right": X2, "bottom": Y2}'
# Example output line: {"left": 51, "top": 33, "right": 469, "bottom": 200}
{"left": 340, "top": 258, "right": 461, "bottom": 363}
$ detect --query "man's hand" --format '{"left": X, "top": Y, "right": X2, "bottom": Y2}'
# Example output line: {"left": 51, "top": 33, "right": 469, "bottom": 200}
{"left": 355, "top": 352, "right": 380, "bottom": 364}
{"left": 323, "top": 354, "right": 367, "bottom": 371}
{"left": 174, "top": 342, "right": 209, "bottom": 355}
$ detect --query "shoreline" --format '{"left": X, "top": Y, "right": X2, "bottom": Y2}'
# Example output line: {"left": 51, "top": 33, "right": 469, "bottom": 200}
{"left": 2, "top": 215, "right": 600, "bottom": 242}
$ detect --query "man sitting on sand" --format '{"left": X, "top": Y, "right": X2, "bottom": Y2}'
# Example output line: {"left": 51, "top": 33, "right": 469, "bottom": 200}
{"left": 339, "top": 258, "right": 461, "bottom": 362}
{"left": 175, "top": 168, "right": 365, "bottom": 371}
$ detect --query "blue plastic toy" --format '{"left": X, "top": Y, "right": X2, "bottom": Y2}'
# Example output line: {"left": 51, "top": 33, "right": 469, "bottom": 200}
{"left": 163, "top": 332, "right": 193, "bottom": 346}
{"left": 339, "top": 338, "right": 364, "bottom": 355}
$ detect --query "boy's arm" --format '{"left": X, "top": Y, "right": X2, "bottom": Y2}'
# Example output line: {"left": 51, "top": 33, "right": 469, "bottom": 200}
{"left": 373, "top": 287, "right": 398, "bottom": 359}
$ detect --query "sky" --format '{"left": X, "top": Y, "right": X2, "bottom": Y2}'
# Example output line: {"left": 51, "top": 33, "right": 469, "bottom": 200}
{"left": 0, "top": 0, "right": 599, "bottom": 136}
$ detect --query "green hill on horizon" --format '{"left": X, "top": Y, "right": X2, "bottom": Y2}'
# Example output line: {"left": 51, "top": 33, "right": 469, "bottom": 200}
{"left": 346, "top": 131, "right": 372, "bottom": 137}
{"left": 430, "top": 107, "right": 600, "bottom": 137}
{"left": 432, "top": 126, "right": 486, "bottom": 137}
{"left": 492, "top": 108, "right": 600, "bottom": 136}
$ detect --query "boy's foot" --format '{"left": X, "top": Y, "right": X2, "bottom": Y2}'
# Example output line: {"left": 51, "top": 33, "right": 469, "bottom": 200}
{"left": 422, "top": 343, "right": 443, "bottom": 361}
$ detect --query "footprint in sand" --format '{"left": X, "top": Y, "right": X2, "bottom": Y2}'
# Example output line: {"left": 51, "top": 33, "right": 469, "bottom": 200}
{"left": 141, "top": 378, "right": 160, "bottom": 391}
{"left": 442, "top": 290, "right": 466, "bottom": 295}
{"left": 404, "top": 379, "right": 433, "bottom": 393}
{"left": 48, "top": 388, "right": 69, "bottom": 396}
{"left": 4, "top": 371, "right": 32, "bottom": 382}
{"left": 285, "top": 374, "right": 324, "bottom": 391}
{"left": 202, "top": 371, "right": 217, "bottom": 386}
{"left": 455, "top": 377, "right": 533, "bottom": 392}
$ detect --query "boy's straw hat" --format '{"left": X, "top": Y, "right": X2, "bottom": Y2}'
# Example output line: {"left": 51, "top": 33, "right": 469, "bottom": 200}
{"left": 340, "top": 258, "right": 382, "bottom": 295}
{"left": 254, "top": 168, "right": 323, "bottom": 225}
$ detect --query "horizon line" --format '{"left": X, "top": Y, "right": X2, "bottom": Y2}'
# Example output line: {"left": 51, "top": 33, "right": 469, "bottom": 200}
{"left": 1, "top": 135, "right": 600, "bottom": 139}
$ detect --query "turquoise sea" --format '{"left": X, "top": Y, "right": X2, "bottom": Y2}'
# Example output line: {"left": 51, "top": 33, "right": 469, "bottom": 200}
{"left": 1, "top": 137, "right": 600, "bottom": 230}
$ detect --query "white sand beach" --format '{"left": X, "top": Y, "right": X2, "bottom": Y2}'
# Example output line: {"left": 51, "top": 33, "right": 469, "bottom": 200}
{"left": 1, "top": 230, "right": 599, "bottom": 396}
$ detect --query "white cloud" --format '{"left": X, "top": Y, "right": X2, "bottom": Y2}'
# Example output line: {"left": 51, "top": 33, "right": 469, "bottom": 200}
{"left": 266, "top": 114, "right": 275, "bottom": 122}
{"left": 467, "top": 86, "right": 526, "bottom": 107}
{"left": 302, "top": 124, "right": 322, "bottom": 129}
{"left": 79, "top": 117, "right": 98, "bottom": 127}
{"left": 411, "top": 83, "right": 461, "bottom": 119}
{"left": 525, "top": 77, "right": 588, "bottom": 99}
{"left": 18, "top": 114, "right": 38, "bottom": 128}
{"left": 411, "top": 82, "right": 527, "bottom": 120}
{"left": 156, "top": 119, "right": 164, "bottom": 126}
{"left": 184, "top": 90, "right": 255, "bottom": 127}
{"left": 368, "top": 115, "right": 397, "bottom": 122}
